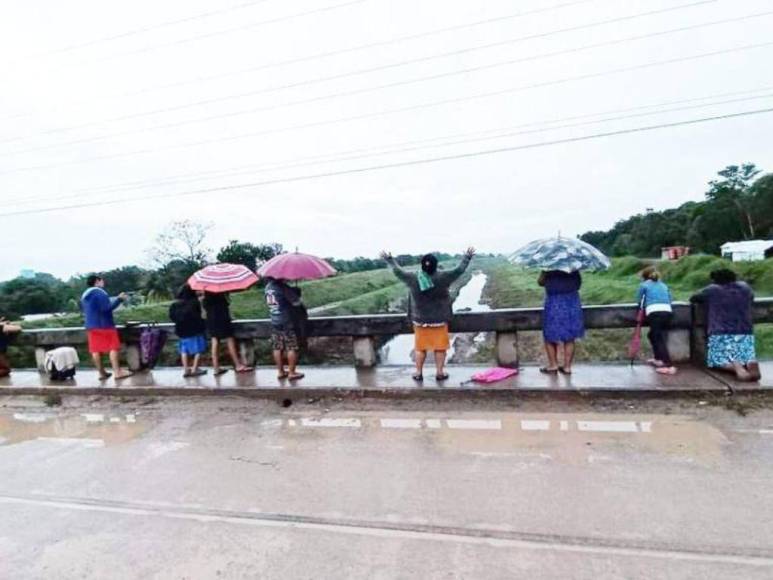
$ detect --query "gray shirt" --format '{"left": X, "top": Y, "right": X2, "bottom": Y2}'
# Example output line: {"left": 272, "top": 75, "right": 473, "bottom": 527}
{"left": 386, "top": 255, "right": 472, "bottom": 325}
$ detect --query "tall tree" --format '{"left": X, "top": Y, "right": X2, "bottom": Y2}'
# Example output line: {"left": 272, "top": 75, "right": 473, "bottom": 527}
{"left": 149, "top": 220, "right": 213, "bottom": 268}
{"left": 706, "top": 164, "right": 762, "bottom": 239}
{"left": 216, "top": 241, "right": 283, "bottom": 271}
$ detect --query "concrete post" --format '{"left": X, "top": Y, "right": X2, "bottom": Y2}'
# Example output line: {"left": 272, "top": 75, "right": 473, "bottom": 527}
{"left": 238, "top": 339, "right": 256, "bottom": 367}
{"left": 125, "top": 344, "right": 143, "bottom": 372}
{"left": 666, "top": 329, "right": 691, "bottom": 363}
{"left": 353, "top": 336, "right": 377, "bottom": 368}
{"left": 495, "top": 331, "right": 518, "bottom": 368}
{"left": 34, "top": 347, "right": 47, "bottom": 373}
{"left": 690, "top": 303, "right": 707, "bottom": 367}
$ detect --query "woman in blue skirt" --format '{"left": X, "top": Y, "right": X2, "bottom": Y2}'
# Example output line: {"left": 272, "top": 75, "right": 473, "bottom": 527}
{"left": 539, "top": 270, "right": 585, "bottom": 375}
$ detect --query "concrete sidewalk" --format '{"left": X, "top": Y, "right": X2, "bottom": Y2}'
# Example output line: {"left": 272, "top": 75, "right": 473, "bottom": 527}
{"left": 1, "top": 362, "right": 770, "bottom": 398}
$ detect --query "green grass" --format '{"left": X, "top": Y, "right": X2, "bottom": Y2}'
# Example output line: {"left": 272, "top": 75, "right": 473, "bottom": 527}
{"left": 480, "top": 255, "right": 773, "bottom": 362}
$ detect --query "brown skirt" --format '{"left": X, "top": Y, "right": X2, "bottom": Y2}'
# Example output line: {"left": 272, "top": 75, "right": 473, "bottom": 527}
{"left": 414, "top": 324, "right": 450, "bottom": 352}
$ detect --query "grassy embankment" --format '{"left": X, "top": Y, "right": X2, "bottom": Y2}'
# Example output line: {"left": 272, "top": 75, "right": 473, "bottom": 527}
{"left": 481, "top": 255, "right": 773, "bottom": 361}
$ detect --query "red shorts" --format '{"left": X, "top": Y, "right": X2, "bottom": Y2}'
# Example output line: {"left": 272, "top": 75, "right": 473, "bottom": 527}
{"left": 87, "top": 328, "right": 121, "bottom": 354}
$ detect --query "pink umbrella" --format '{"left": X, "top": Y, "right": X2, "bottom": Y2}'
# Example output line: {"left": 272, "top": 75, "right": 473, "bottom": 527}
{"left": 188, "top": 263, "right": 259, "bottom": 293}
{"left": 257, "top": 252, "right": 336, "bottom": 281}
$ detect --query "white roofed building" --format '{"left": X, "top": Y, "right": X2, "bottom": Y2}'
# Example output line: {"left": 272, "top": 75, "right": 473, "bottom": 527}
{"left": 720, "top": 240, "right": 773, "bottom": 262}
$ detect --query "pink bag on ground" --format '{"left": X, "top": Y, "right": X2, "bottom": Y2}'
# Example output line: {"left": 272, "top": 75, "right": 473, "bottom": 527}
{"left": 471, "top": 367, "right": 519, "bottom": 383}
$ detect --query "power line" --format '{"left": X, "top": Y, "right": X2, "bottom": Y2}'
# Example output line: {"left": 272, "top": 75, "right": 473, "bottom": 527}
{"left": 1, "top": 107, "right": 770, "bottom": 218}
{"left": 6, "top": 90, "right": 773, "bottom": 209}
{"left": 2, "top": 40, "right": 771, "bottom": 176}
{"left": 0, "top": 0, "right": 600, "bottom": 123}
{"left": 14, "top": 0, "right": 276, "bottom": 61}
{"left": 49, "top": 0, "right": 369, "bottom": 68}
{"left": 1, "top": 0, "right": 722, "bottom": 145}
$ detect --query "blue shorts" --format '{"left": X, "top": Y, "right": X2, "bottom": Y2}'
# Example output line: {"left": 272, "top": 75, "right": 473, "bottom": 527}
{"left": 178, "top": 334, "right": 207, "bottom": 355}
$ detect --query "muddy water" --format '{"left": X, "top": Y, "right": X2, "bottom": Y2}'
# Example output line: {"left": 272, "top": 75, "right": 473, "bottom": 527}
{"left": 379, "top": 272, "right": 490, "bottom": 365}
{"left": 0, "top": 412, "right": 149, "bottom": 447}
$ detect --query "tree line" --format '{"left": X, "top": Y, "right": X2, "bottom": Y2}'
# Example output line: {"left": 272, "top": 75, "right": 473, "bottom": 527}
{"left": 0, "top": 219, "right": 458, "bottom": 319}
{"left": 580, "top": 164, "right": 773, "bottom": 257}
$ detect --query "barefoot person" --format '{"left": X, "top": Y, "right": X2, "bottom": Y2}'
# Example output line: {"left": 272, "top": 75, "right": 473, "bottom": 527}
{"left": 691, "top": 268, "right": 761, "bottom": 382}
{"left": 636, "top": 268, "right": 677, "bottom": 375}
{"left": 538, "top": 270, "right": 584, "bottom": 375}
{"left": 264, "top": 277, "right": 304, "bottom": 381}
{"left": 381, "top": 248, "right": 475, "bottom": 381}
{"left": 169, "top": 284, "right": 208, "bottom": 378}
{"left": 80, "top": 275, "right": 133, "bottom": 381}
{"left": 203, "top": 292, "right": 252, "bottom": 375}
{"left": 0, "top": 318, "right": 22, "bottom": 377}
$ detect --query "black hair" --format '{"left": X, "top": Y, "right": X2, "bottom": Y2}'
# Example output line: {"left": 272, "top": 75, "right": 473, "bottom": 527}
{"left": 86, "top": 274, "right": 102, "bottom": 287}
{"left": 710, "top": 268, "right": 737, "bottom": 285}
{"left": 176, "top": 283, "right": 197, "bottom": 301}
{"left": 421, "top": 253, "right": 438, "bottom": 275}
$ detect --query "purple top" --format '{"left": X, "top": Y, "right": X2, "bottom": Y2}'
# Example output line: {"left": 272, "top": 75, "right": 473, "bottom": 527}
{"left": 690, "top": 282, "right": 754, "bottom": 336}
{"left": 543, "top": 271, "right": 582, "bottom": 295}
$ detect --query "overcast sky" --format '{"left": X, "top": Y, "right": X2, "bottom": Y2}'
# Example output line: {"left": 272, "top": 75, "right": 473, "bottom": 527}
{"left": 1, "top": 0, "right": 771, "bottom": 280}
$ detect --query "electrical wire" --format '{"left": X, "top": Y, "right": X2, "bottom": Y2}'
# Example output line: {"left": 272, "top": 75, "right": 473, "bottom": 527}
{"left": 1, "top": 0, "right": 724, "bottom": 145}
{"left": 1, "top": 107, "right": 770, "bottom": 218}
{"left": 2, "top": 39, "right": 770, "bottom": 176}
{"left": 5, "top": 88, "right": 773, "bottom": 208}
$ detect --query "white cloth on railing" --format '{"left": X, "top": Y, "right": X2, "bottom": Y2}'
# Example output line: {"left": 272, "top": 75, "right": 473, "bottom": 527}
{"left": 44, "top": 347, "right": 79, "bottom": 372}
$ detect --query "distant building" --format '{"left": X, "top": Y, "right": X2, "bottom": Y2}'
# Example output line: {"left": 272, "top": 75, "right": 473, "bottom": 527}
{"left": 661, "top": 246, "right": 690, "bottom": 261}
{"left": 721, "top": 240, "right": 773, "bottom": 262}
{"left": 19, "top": 269, "right": 35, "bottom": 279}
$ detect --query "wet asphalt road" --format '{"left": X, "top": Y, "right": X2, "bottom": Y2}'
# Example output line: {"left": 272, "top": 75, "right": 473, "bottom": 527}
{"left": 1, "top": 394, "right": 772, "bottom": 579}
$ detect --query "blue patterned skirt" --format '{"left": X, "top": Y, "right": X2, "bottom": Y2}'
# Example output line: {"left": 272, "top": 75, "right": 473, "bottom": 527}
{"left": 543, "top": 292, "right": 585, "bottom": 343}
{"left": 707, "top": 334, "right": 756, "bottom": 367}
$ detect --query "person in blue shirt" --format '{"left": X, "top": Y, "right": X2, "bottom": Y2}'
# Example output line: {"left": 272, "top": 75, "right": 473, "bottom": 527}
{"left": 80, "top": 274, "right": 133, "bottom": 381}
{"left": 636, "top": 268, "right": 676, "bottom": 375}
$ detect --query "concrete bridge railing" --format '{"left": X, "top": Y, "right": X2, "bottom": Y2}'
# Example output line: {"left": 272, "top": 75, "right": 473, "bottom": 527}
{"left": 18, "top": 299, "right": 773, "bottom": 371}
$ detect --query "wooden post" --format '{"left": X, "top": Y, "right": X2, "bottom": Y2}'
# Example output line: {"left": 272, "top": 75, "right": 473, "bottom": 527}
{"left": 495, "top": 331, "right": 518, "bottom": 368}
{"left": 34, "top": 347, "right": 47, "bottom": 373}
{"left": 238, "top": 339, "right": 256, "bottom": 367}
{"left": 125, "top": 344, "right": 143, "bottom": 372}
{"left": 353, "top": 336, "right": 377, "bottom": 368}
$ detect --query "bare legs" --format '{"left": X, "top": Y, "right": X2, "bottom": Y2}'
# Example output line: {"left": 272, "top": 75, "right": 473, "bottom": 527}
{"left": 212, "top": 337, "right": 251, "bottom": 373}
{"left": 181, "top": 353, "right": 203, "bottom": 376}
{"left": 273, "top": 349, "right": 303, "bottom": 380}
{"left": 413, "top": 350, "right": 447, "bottom": 380}
{"left": 92, "top": 351, "right": 131, "bottom": 380}
{"left": 543, "top": 341, "right": 575, "bottom": 373}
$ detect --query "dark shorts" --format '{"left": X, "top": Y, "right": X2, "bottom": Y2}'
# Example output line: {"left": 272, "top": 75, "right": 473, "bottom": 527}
{"left": 271, "top": 330, "right": 299, "bottom": 352}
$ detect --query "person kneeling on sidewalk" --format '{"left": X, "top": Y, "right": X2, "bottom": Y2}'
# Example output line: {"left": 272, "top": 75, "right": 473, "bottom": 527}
{"left": 80, "top": 274, "right": 133, "bottom": 381}
{"left": 265, "top": 278, "right": 304, "bottom": 381}
{"left": 0, "top": 318, "right": 22, "bottom": 377}
{"left": 169, "top": 284, "right": 208, "bottom": 378}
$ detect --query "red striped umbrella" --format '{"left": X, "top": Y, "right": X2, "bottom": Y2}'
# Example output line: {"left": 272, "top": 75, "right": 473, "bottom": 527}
{"left": 257, "top": 252, "right": 336, "bottom": 281}
{"left": 188, "top": 263, "right": 259, "bottom": 293}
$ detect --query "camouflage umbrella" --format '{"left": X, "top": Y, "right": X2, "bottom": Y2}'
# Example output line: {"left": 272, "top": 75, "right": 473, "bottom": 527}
{"left": 508, "top": 236, "right": 611, "bottom": 272}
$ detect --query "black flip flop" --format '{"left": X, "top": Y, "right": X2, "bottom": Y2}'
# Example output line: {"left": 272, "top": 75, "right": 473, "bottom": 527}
{"left": 213, "top": 369, "right": 228, "bottom": 376}
{"left": 98, "top": 372, "right": 112, "bottom": 381}
{"left": 539, "top": 367, "right": 559, "bottom": 375}
{"left": 558, "top": 367, "right": 572, "bottom": 375}
{"left": 435, "top": 373, "right": 450, "bottom": 381}
{"left": 412, "top": 374, "right": 423, "bottom": 381}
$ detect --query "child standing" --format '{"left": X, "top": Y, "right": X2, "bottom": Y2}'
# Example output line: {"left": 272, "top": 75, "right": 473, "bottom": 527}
{"left": 169, "top": 284, "right": 208, "bottom": 377}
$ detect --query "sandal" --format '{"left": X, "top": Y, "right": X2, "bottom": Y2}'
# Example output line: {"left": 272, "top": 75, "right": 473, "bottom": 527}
{"left": 114, "top": 372, "right": 134, "bottom": 381}
{"left": 277, "top": 372, "right": 289, "bottom": 380}
{"left": 98, "top": 372, "right": 112, "bottom": 381}
{"left": 236, "top": 366, "right": 254, "bottom": 373}
{"left": 213, "top": 368, "right": 228, "bottom": 376}
{"left": 412, "top": 374, "right": 423, "bottom": 381}
{"left": 435, "top": 373, "right": 449, "bottom": 381}
{"left": 288, "top": 373, "right": 305, "bottom": 381}
{"left": 539, "top": 367, "right": 559, "bottom": 375}
{"left": 558, "top": 367, "right": 572, "bottom": 375}
{"left": 189, "top": 369, "right": 207, "bottom": 377}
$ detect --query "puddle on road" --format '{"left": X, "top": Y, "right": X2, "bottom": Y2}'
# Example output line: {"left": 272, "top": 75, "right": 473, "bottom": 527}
{"left": 0, "top": 412, "right": 149, "bottom": 448}
{"left": 272, "top": 412, "right": 729, "bottom": 465}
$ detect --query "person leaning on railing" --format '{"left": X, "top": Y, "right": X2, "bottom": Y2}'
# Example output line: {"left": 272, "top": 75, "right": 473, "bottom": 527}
{"left": 380, "top": 248, "right": 475, "bottom": 382}
{"left": 636, "top": 268, "right": 677, "bottom": 375}
{"left": 0, "top": 318, "right": 22, "bottom": 377}
{"left": 690, "top": 268, "right": 761, "bottom": 382}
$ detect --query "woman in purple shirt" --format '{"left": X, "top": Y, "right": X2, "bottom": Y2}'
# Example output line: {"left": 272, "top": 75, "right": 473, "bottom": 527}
{"left": 538, "top": 270, "right": 585, "bottom": 375}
